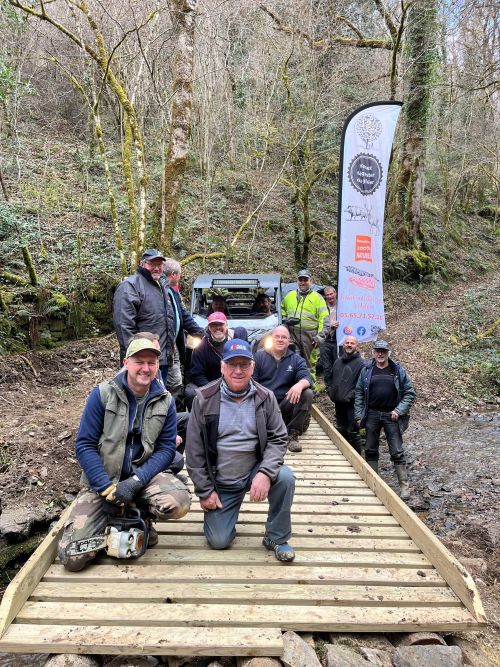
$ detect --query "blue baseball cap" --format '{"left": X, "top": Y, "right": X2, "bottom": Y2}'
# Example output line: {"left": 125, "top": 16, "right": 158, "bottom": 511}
{"left": 222, "top": 338, "right": 254, "bottom": 361}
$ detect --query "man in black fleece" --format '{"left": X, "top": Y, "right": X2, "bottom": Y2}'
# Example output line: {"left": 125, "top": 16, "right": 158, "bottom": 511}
{"left": 253, "top": 326, "right": 313, "bottom": 453}
{"left": 328, "top": 335, "right": 364, "bottom": 454}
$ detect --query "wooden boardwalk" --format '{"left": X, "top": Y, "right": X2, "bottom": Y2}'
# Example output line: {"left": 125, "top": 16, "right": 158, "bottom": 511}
{"left": 0, "top": 406, "right": 486, "bottom": 657}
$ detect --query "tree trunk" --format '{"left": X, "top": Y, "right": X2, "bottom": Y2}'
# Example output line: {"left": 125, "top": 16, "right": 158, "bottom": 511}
{"left": 155, "top": 0, "right": 197, "bottom": 253}
{"left": 389, "top": 0, "right": 437, "bottom": 247}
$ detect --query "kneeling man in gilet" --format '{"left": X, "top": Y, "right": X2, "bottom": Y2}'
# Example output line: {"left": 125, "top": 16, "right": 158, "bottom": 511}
{"left": 58, "top": 338, "right": 191, "bottom": 571}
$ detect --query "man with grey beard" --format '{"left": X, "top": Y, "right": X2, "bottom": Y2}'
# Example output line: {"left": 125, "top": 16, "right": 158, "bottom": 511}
{"left": 328, "top": 335, "right": 364, "bottom": 454}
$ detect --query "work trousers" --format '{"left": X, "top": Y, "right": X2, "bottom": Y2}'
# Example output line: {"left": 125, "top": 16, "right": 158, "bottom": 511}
{"left": 204, "top": 464, "right": 295, "bottom": 550}
{"left": 335, "top": 401, "right": 362, "bottom": 454}
{"left": 289, "top": 327, "right": 318, "bottom": 385}
{"left": 364, "top": 409, "right": 406, "bottom": 464}
{"left": 58, "top": 472, "right": 191, "bottom": 570}
{"left": 279, "top": 388, "right": 314, "bottom": 435}
{"left": 166, "top": 346, "right": 183, "bottom": 397}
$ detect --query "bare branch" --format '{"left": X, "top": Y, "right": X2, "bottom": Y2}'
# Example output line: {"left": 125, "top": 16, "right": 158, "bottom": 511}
{"left": 335, "top": 15, "right": 365, "bottom": 41}
{"left": 8, "top": 0, "right": 100, "bottom": 62}
{"left": 259, "top": 4, "right": 393, "bottom": 50}
{"left": 373, "top": 0, "right": 399, "bottom": 43}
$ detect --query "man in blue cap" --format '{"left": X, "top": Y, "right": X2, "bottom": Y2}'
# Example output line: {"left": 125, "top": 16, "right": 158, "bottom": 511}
{"left": 186, "top": 339, "right": 296, "bottom": 561}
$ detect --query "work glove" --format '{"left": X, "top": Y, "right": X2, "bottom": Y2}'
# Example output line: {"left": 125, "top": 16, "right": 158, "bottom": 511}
{"left": 102, "top": 477, "right": 143, "bottom": 506}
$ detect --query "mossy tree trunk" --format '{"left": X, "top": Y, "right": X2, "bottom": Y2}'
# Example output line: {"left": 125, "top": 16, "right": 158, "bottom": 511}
{"left": 389, "top": 0, "right": 438, "bottom": 247}
{"left": 8, "top": 0, "right": 150, "bottom": 268}
{"left": 154, "top": 0, "right": 197, "bottom": 253}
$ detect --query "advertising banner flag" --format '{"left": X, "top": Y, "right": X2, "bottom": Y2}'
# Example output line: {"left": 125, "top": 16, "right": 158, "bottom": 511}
{"left": 336, "top": 101, "right": 402, "bottom": 346}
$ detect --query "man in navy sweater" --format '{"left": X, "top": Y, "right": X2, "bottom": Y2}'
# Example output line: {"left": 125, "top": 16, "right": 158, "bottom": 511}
{"left": 253, "top": 326, "right": 313, "bottom": 453}
{"left": 57, "top": 338, "right": 191, "bottom": 571}
{"left": 184, "top": 312, "right": 247, "bottom": 409}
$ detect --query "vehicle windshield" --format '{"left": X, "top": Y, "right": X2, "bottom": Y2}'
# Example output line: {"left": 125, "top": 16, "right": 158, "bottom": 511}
{"left": 192, "top": 287, "right": 278, "bottom": 319}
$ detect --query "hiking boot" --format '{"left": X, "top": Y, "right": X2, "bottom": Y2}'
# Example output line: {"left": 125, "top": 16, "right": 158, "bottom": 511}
{"left": 287, "top": 432, "right": 302, "bottom": 453}
{"left": 147, "top": 521, "right": 159, "bottom": 548}
{"left": 262, "top": 536, "right": 295, "bottom": 562}
{"left": 367, "top": 460, "right": 379, "bottom": 473}
{"left": 175, "top": 472, "right": 189, "bottom": 485}
{"left": 395, "top": 463, "right": 410, "bottom": 500}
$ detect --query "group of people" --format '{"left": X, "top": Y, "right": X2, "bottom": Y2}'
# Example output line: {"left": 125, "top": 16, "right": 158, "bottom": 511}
{"left": 57, "top": 250, "right": 415, "bottom": 572}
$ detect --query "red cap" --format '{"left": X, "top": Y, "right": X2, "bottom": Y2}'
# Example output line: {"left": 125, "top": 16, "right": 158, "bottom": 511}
{"left": 208, "top": 311, "right": 227, "bottom": 325}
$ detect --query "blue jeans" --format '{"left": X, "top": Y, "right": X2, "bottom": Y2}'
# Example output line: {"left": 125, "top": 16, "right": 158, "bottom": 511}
{"left": 364, "top": 409, "right": 405, "bottom": 464}
{"left": 204, "top": 464, "right": 295, "bottom": 550}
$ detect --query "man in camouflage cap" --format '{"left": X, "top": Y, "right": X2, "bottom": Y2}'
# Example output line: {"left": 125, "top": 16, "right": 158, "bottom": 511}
{"left": 58, "top": 337, "right": 191, "bottom": 571}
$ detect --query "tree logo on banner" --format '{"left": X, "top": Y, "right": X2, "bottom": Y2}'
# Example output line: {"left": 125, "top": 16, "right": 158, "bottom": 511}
{"left": 355, "top": 113, "right": 382, "bottom": 149}
{"left": 348, "top": 153, "right": 383, "bottom": 196}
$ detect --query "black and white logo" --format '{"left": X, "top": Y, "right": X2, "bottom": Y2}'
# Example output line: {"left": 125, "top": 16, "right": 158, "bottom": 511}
{"left": 348, "top": 153, "right": 383, "bottom": 196}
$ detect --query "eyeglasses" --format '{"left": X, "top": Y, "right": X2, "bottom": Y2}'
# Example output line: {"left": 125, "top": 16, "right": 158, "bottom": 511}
{"left": 224, "top": 361, "right": 253, "bottom": 371}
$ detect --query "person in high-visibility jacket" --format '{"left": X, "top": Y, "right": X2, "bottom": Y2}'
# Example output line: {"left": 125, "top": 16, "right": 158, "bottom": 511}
{"left": 281, "top": 269, "right": 329, "bottom": 385}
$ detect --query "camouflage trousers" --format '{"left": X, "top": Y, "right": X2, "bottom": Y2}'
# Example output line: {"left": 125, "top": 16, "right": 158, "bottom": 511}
{"left": 58, "top": 472, "right": 191, "bottom": 571}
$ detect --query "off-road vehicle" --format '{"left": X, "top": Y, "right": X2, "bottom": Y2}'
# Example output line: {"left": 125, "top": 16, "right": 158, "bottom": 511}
{"left": 189, "top": 273, "right": 282, "bottom": 349}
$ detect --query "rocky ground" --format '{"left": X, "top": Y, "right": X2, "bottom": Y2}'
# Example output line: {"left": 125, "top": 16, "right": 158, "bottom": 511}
{"left": 0, "top": 276, "right": 498, "bottom": 666}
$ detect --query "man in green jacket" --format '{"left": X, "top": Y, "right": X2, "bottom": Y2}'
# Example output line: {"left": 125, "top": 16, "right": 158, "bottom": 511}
{"left": 281, "top": 269, "right": 329, "bottom": 385}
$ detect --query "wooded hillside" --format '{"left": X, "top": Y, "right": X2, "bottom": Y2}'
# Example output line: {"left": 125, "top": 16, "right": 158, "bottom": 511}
{"left": 0, "top": 0, "right": 498, "bottom": 356}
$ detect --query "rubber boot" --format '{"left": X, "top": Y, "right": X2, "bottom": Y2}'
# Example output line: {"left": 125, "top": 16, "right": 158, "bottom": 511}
{"left": 366, "top": 460, "right": 378, "bottom": 473}
{"left": 395, "top": 463, "right": 410, "bottom": 500}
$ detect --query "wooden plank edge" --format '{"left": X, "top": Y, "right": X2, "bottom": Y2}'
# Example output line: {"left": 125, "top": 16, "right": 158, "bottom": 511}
{"left": 311, "top": 405, "right": 487, "bottom": 625}
{"left": 0, "top": 624, "right": 283, "bottom": 656}
{"left": 0, "top": 502, "right": 74, "bottom": 638}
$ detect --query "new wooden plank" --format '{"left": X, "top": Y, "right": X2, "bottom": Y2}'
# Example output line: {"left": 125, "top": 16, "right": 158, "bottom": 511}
{"left": 171, "top": 515, "right": 401, "bottom": 527}
{"left": 151, "top": 535, "right": 420, "bottom": 551}
{"left": 161, "top": 522, "right": 407, "bottom": 536}
{"left": 43, "top": 563, "right": 446, "bottom": 586}
{"left": 292, "top": 486, "right": 376, "bottom": 495}
{"left": 292, "top": 465, "right": 363, "bottom": 472}
{"left": 32, "top": 582, "right": 461, "bottom": 606}
{"left": 0, "top": 624, "right": 283, "bottom": 656}
{"left": 311, "top": 407, "right": 487, "bottom": 625}
{"left": 294, "top": 472, "right": 366, "bottom": 479}
{"left": 288, "top": 495, "right": 381, "bottom": 505}
{"left": 288, "top": 457, "right": 346, "bottom": 462}
{"left": 291, "top": 480, "right": 370, "bottom": 489}
{"left": 188, "top": 504, "right": 389, "bottom": 515}
{"left": 106, "top": 549, "right": 431, "bottom": 568}
{"left": 295, "top": 479, "right": 372, "bottom": 488}
{"left": 15, "top": 602, "right": 478, "bottom": 632}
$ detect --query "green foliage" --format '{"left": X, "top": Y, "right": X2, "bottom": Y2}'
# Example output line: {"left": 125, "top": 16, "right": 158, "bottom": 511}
{"left": 383, "top": 245, "right": 435, "bottom": 282}
{"left": 0, "top": 60, "right": 15, "bottom": 101}
{"left": 431, "top": 288, "right": 500, "bottom": 400}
